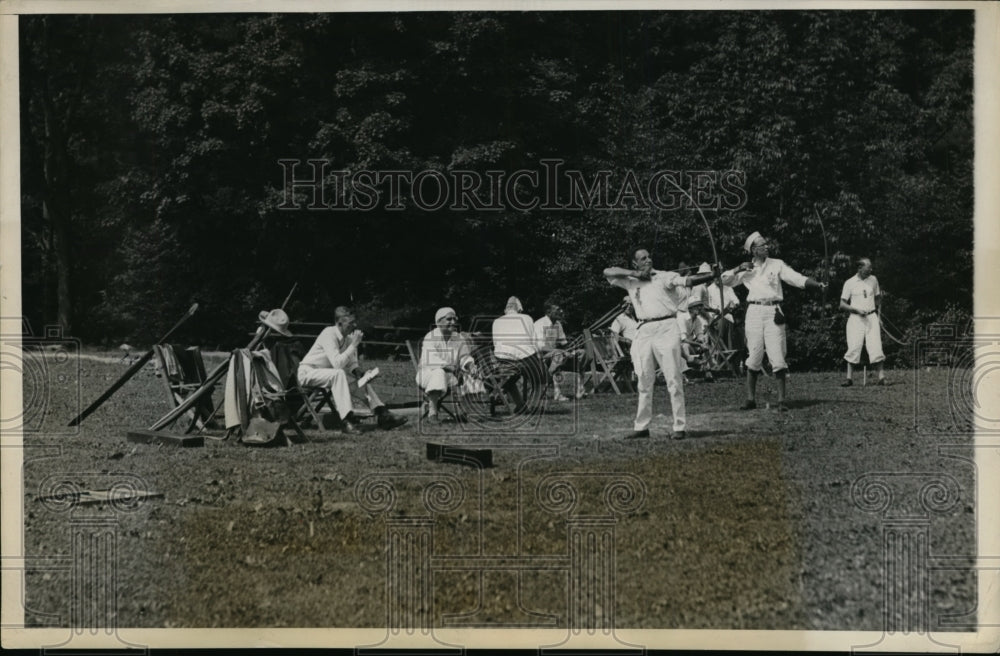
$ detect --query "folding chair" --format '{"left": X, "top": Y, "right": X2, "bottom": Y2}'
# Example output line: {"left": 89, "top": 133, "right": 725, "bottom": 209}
{"left": 702, "top": 317, "right": 741, "bottom": 377}
{"left": 581, "top": 329, "right": 635, "bottom": 394}
{"left": 466, "top": 339, "right": 520, "bottom": 417}
{"left": 269, "top": 339, "right": 340, "bottom": 429}
{"left": 405, "top": 339, "right": 463, "bottom": 421}
{"left": 152, "top": 344, "right": 219, "bottom": 433}
{"left": 224, "top": 347, "right": 308, "bottom": 445}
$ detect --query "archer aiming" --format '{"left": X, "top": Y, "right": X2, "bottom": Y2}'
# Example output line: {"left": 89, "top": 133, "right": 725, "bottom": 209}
{"left": 721, "top": 231, "right": 826, "bottom": 412}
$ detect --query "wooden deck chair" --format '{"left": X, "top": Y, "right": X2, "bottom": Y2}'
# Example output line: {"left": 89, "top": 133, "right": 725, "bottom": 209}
{"left": 153, "top": 344, "right": 219, "bottom": 433}
{"left": 582, "top": 329, "right": 634, "bottom": 394}
{"left": 405, "top": 339, "right": 461, "bottom": 420}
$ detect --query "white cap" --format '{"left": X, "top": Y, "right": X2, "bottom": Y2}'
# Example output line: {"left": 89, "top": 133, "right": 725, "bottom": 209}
{"left": 744, "top": 231, "right": 763, "bottom": 254}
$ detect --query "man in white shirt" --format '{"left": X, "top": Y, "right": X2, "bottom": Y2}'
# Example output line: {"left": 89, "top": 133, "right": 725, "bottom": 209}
{"left": 604, "top": 248, "right": 717, "bottom": 439}
{"left": 492, "top": 296, "right": 543, "bottom": 412}
{"left": 839, "top": 257, "right": 886, "bottom": 386}
{"left": 417, "top": 307, "right": 477, "bottom": 420}
{"left": 298, "top": 306, "right": 408, "bottom": 431}
{"left": 609, "top": 297, "right": 638, "bottom": 346}
{"left": 534, "top": 301, "right": 585, "bottom": 401}
{"left": 693, "top": 261, "right": 741, "bottom": 351}
{"left": 721, "top": 232, "right": 826, "bottom": 411}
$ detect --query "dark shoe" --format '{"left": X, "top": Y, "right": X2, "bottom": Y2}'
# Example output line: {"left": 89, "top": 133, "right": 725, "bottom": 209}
{"left": 739, "top": 400, "right": 757, "bottom": 411}
{"left": 377, "top": 412, "right": 408, "bottom": 430}
{"left": 841, "top": 379, "right": 853, "bottom": 387}
{"left": 777, "top": 402, "right": 789, "bottom": 412}
{"left": 625, "top": 429, "right": 650, "bottom": 439}
{"left": 670, "top": 431, "right": 686, "bottom": 440}
{"left": 875, "top": 378, "right": 887, "bottom": 386}
{"left": 341, "top": 420, "right": 361, "bottom": 435}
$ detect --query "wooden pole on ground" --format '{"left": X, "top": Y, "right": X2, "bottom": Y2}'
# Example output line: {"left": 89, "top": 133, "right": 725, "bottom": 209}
{"left": 68, "top": 303, "right": 199, "bottom": 427}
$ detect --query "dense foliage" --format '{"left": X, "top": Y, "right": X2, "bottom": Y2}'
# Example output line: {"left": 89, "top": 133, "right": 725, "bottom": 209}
{"left": 20, "top": 11, "right": 973, "bottom": 368}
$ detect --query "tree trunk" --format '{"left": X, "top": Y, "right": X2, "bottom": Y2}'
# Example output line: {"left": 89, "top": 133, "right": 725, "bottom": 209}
{"left": 44, "top": 200, "right": 73, "bottom": 334}
{"left": 39, "top": 17, "right": 73, "bottom": 334}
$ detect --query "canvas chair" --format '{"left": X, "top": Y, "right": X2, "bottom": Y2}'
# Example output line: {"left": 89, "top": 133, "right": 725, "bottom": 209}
{"left": 581, "top": 328, "right": 634, "bottom": 394}
{"left": 268, "top": 339, "right": 346, "bottom": 429}
{"left": 466, "top": 338, "right": 521, "bottom": 417}
{"left": 682, "top": 315, "right": 741, "bottom": 379}
{"left": 223, "top": 347, "right": 308, "bottom": 445}
{"left": 701, "top": 317, "right": 741, "bottom": 376}
{"left": 153, "top": 344, "right": 220, "bottom": 433}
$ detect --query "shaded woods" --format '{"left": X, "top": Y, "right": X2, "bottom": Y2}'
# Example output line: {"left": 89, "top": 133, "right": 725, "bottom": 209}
{"left": 20, "top": 11, "right": 972, "bottom": 368}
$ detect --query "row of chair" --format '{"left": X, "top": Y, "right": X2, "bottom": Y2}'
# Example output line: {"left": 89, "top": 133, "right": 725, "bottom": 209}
{"left": 152, "top": 326, "right": 637, "bottom": 436}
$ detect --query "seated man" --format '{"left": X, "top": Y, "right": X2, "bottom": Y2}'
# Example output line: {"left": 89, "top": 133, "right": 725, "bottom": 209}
{"left": 534, "top": 300, "right": 586, "bottom": 401}
{"left": 680, "top": 297, "right": 714, "bottom": 381}
{"left": 417, "top": 307, "right": 478, "bottom": 420}
{"left": 609, "top": 296, "right": 638, "bottom": 348}
{"left": 492, "top": 296, "right": 545, "bottom": 412}
{"left": 298, "top": 306, "right": 408, "bottom": 431}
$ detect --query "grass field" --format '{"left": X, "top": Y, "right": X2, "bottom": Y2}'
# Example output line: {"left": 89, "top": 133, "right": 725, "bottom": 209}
{"left": 15, "top": 349, "right": 976, "bottom": 633}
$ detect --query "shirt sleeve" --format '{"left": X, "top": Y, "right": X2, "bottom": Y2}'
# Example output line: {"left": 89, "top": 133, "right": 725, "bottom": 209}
{"left": 457, "top": 335, "right": 474, "bottom": 368}
{"left": 778, "top": 260, "right": 809, "bottom": 289}
{"left": 873, "top": 276, "right": 882, "bottom": 297}
{"left": 607, "top": 275, "right": 633, "bottom": 291}
{"left": 720, "top": 268, "right": 746, "bottom": 287}
{"left": 659, "top": 272, "right": 683, "bottom": 290}
{"left": 316, "top": 327, "right": 356, "bottom": 370}
{"left": 533, "top": 319, "right": 545, "bottom": 350}
{"left": 840, "top": 279, "right": 852, "bottom": 303}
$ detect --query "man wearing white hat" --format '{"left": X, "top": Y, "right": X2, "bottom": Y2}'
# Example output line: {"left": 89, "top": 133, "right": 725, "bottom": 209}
{"left": 298, "top": 306, "right": 408, "bottom": 431}
{"left": 721, "top": 232, "right": 826, "bottom": 411}
{"left": 417, "top": 307, "right": 478, "bottom": 420}
{"left": 604, "top": 248, "right": 717, "bottom": 439}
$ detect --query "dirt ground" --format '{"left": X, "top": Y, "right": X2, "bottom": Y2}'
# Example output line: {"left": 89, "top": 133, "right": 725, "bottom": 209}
{"left": 15, "top": 350, "right": 976, "bottom": 634}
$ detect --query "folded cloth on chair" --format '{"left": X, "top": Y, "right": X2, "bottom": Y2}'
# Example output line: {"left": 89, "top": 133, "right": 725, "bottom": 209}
{"left": 224, "top": 348, "right": 287, "bottom": 431}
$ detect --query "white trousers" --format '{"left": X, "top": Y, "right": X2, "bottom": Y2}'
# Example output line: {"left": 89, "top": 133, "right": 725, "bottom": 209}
{"left": 744, "top": 304, "right": 787, "bottom": 372}
{"left": 297, "top": 366, "right": 355, "bottom": 419}
{"left": 416, "top": 368, "right": 484, "bottom": 396}
{"left": 630, "top": 318, "right": 685, "bottom": 432}
{"left": 844, "top": 313, "right": 884, "bottom": 364}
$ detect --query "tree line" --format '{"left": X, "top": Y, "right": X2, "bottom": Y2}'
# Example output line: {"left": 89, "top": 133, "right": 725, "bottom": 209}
{"left": 19, "top": 10, "right": 973, "bottom": 369}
